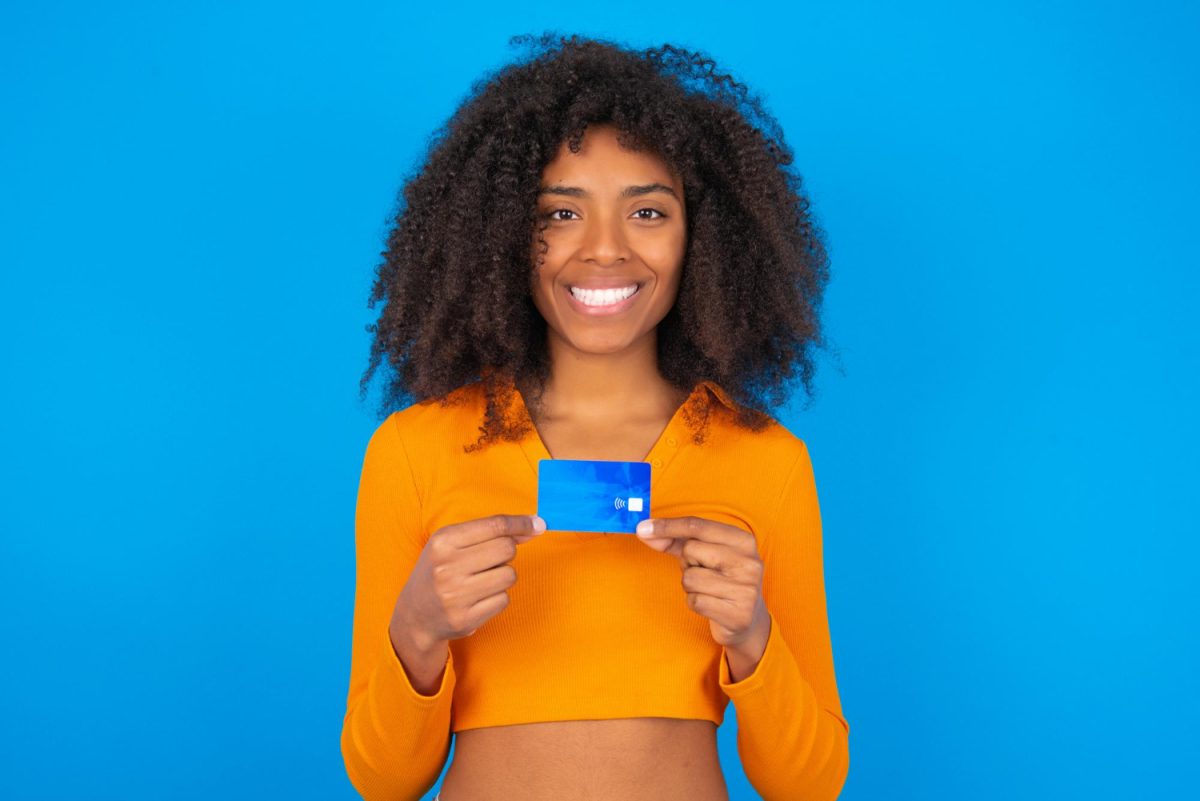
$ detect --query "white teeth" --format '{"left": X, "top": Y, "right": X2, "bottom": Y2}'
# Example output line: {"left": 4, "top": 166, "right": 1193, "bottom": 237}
{"left": 569, "top": 285, "right": 638, "bottom": 306}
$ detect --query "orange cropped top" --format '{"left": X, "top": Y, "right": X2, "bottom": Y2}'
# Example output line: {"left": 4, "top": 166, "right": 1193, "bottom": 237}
{"left": 340, "top": 376, "right": 850, "bottom": 801}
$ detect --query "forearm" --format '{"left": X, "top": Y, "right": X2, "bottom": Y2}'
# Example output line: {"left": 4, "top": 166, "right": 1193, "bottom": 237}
{"left": 342, "top": 619, "right": 456, "bottom": 801}
{"left": 343, "top": 415, "right": 457, "bottom": 801}
{"left": 720, "top": 614, "right": 850, "bottom": 800}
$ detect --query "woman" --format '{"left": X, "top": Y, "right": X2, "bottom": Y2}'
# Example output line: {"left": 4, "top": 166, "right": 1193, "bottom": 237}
{"left": 341, "top": 33, "right": 850, "bottom": 801}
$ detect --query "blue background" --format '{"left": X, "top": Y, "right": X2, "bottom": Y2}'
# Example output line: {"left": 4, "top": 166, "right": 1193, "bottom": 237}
{"left": 2, "top": 2, "right": 1196, "bottom": 799}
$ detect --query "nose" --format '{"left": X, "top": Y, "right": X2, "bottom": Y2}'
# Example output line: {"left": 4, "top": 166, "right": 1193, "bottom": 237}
{"left": 578, "top": 211, "right": 630, "bottom": 267}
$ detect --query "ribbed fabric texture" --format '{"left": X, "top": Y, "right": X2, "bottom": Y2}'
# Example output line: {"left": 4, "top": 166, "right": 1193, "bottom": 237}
{"left": 340, "top": 377, "right": 850, "bottom": 801}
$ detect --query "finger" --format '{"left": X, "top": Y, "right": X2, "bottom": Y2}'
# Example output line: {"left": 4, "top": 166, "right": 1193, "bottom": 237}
{"left": 462, "top": 561, "right": 519, "bottom": 599}
{"left": 634, "top": 536, "right": 702, "bottom": 574}
{"left": 684, "top": 591, "right": 745, "bottom": 630}
{"left": 636, "top": 516, "right": 754, "bottom": 554}
{"left": 682, "top": 564, "right": 744, "bottom": 599}
{"left": 438, "top": 568, "right": 518, "bottom": 633}
{"left": 678, "top": 539, "right": 745, "bottom": 573}
{"left": 634, "top": 533, "right": 695, "bottom": 567}
{"left": 635, "top": 535, "right": 674, "bottom": 553}
{"left": 634, "top": 533, "right": 742, "bottom": 571}
{"left": 465, "top": 587, "right": 511, "bottom": 620}
{"left": 457, "top": 536, "right": 520, "bottom": 575}
{"left": 450, "top": 514, "right": 546, "bottom": 548}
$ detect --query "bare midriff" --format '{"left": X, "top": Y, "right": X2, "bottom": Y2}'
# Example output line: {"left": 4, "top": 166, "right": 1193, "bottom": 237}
{"left": 438, "top": 718, "right": 729, "bottom": 801}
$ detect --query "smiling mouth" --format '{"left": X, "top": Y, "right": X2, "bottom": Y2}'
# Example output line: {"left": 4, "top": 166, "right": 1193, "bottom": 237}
{"left": 567, "top": 283, "right": 641, "bottom": 307}
{"left": 563, "top": 284, "right": 643, "bottom": 317}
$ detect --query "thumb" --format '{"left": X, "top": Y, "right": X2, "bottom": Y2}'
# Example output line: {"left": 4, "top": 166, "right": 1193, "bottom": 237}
{"left": 637, "top": 536, "right": 673, "bottom": 553}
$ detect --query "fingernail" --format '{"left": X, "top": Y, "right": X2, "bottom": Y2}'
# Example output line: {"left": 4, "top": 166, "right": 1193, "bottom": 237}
{"left": 636, "top": 519, "right": 653, "bottom": 537}
{"left": 531, "top": 515, "right": 546, "bottom": 533}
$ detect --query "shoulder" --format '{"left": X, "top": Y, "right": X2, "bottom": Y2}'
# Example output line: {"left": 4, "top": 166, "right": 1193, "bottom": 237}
{"left": 707, "top": 402, "right": 812, "bottom": 473}
{"left": 693, "top": 380, "right": 812, "bottom": 467}
{"left": 360, "top": 383, "right": 488, "bottom": 499}
{"left": 686, "top": 407, "right": 817, "bottom": 527}
{"left": 378, "top": 381, "right": 487, "bottom": 452}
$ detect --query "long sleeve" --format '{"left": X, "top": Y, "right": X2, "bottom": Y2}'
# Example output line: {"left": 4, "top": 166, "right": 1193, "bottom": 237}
{"left": 341, "top": 414, "right": 456, "bottom": 801}
{"left": 717, "top": 441, "right": 850, "bottom": 800}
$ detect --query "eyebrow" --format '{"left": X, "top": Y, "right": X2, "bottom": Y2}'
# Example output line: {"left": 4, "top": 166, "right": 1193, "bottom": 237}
{"left": 537, "top": 182, "right": 680, "bottom": 201}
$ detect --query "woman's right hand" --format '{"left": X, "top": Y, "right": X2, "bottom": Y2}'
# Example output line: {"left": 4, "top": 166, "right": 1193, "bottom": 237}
{"left": 391, "top": 513, "right": 546, "bottom": 651}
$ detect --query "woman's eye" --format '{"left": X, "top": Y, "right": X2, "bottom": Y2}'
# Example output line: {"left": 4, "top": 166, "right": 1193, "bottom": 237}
{"left": 543, "top": 207, "right": 666, "bottom": 222}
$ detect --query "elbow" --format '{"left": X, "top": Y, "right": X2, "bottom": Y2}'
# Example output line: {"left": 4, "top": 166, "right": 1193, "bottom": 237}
{"left": 811, "top": 709, "right": 850, "bottom": 800}
{"left": 814, "top": 711, "right": 850, "bottom": 800}
{"left": 340, "top": 714, "right": 407, "bottom": 801}
{"left": 341, "top": 718, "right": 382, "bottom": 801}
{"left": 828, "top": 727, "right": 850, "bottom": 799}
{"left": 771, "top": 709, "right": 852, "bottom": 800}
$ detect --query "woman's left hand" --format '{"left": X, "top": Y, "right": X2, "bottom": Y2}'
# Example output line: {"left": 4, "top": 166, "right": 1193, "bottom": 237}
{"left": 635, "top": 516, "right": 771, "bottom": 657}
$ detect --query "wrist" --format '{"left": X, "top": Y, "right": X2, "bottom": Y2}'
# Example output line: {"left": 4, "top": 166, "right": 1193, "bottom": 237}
{"left": 724, "top": 615, "right": 771, "bottom": 682}
{"left": 388, "top": 602, "right": 450, "bottom": 697}
{"left": 391, "top": 599, "right": 440, "bottom": 655}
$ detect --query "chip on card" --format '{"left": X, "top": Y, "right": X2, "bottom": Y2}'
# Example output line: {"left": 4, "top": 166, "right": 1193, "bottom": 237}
{"left": 536, "top": 459, "right": 651, "bottom": 534}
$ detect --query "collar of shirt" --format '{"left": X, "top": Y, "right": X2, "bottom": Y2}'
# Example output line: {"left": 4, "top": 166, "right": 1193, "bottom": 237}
{"left": 483, "top": 367, "right": 737, "bottom": 416}
{"left": 695, "top": 379, "right": 737, "bottom": 412}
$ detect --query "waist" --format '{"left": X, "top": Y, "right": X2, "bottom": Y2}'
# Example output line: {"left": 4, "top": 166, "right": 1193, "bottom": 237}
{"left": 440, "top": 717, "right": 729, "bottom": 801}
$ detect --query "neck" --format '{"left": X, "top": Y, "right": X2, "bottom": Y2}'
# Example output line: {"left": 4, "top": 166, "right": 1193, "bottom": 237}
{"left": 537, "top": 329, "right": 678, "bottom": 421}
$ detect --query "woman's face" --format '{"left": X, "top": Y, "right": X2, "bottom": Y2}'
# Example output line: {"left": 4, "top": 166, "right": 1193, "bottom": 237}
{"left": 530, "top": 124, "right": 687, "bottom": 357}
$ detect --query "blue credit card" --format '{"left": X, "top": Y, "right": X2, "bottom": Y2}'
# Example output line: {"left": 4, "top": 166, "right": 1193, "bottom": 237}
{"left": 536, "top": 459, "right": 651, "bottom": 534}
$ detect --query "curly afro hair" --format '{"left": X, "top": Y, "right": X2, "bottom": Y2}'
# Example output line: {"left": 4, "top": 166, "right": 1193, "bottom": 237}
{"left": 359, "top": 32, "right": 832, "bottom": 453}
